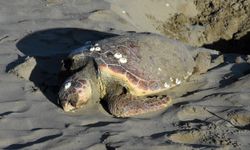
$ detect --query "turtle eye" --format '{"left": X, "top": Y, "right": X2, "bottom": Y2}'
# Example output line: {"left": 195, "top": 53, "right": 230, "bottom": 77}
{"left": 73, "top": 81, "right": 83, "bottom": 88}
{"left": 69, "top": 99, "right": 77, "bottom": 107}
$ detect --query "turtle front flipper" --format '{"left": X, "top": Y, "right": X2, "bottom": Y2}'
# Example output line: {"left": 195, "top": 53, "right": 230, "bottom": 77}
{"left": 108, "top": 94, "right": 172, "bottom": 117}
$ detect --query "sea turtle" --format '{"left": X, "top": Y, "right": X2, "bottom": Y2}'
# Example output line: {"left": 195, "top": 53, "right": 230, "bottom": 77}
{"left": 58, "top": 33, "right": 210, "bottom": 117}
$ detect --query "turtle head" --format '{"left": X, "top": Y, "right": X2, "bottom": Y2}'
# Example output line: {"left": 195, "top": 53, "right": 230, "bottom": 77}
{"left": 59, "top": 75, "right": 92, "bottom": 112}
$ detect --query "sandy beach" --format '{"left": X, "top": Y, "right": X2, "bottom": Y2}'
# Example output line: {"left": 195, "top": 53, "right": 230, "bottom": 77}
{"left": 0, "top": 0, "right": 250, "bottom": 149}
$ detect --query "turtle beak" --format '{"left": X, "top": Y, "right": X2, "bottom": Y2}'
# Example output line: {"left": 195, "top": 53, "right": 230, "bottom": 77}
{"left": 62, "top": 102, "right": 76, "bottom": 112}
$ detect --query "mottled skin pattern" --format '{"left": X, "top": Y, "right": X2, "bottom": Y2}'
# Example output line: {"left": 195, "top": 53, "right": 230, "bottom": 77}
{"left": 59, "top": 33, "right": 196, "bottom": 117}
{"left": 59, "top": 74, "right": 91, "bottom": 111}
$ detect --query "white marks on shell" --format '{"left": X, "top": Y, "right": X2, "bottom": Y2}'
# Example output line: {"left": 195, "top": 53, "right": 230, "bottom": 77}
{"left": 114, "top": 53, "right": 123, "bottom": 59}
{"left": 164, "top": 82, "right": 170, "bottom": 88}
{"left": 113, "top": 52, "right": 127, "bottom": 64}
{"left": 164, "top": 77, "right": 182, "bottom": 89}
{"left": 122, "top": 10, "right": 126, "bottom": 14}
{"left": 175, "top": 78, "right": 181, "bottom": 85}
{"left": 90, "top": 47, "right": 95, "bottom": 52}
{"left": 64, "top": 82, "right": 71, "bottom": 90}
{"left": 157, "top": 68, "right": 162, "bottom": 75}
{"left": 95, "top": 47, "right": 101, "bottom": 51}
{"left": 169, "top": 77, "right": 181, "bottom": 85}
{"left": 184, "top": 75, "right": 189, "bottom": 80}
{"left": 165, "top": 3, "right": 170, "bottom": 7}
{"left": 119, "top": 57, "right": 127, "bottom": 64}
{"left": 89, "top": 43, "right": 102, "bottom": 52}
{"left": 187, "top": 71, "right": 192, "bottom": 76}
{"left": 184, "top": 71, "right": 193, "bottom": 79}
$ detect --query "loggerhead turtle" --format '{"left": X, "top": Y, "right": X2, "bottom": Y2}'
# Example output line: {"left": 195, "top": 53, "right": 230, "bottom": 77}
{"left": 58, "top": 33, "right": 210, "bottom": 117}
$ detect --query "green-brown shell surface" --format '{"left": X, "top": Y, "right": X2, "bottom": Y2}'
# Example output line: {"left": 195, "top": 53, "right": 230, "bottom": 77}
{"left": 70, "top": 33, "right": 195, "bottom": 95}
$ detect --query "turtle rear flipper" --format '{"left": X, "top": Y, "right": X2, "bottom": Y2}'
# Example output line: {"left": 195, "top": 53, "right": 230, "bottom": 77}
{"left": 108, "top": 94, "right": 171, "bottom": 117}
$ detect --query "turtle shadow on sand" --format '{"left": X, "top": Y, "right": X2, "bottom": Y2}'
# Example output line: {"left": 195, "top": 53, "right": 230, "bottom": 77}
{"left": 204, "top": 32, "right": 250, "bottom": 55}
{"left": 6, "top": 28, "right": 117, "bottom": 107}
{"left": 7, "top": 28, "right": 249, "bottom": 118}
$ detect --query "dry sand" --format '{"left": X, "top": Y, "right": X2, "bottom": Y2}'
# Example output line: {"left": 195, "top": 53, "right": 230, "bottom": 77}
{"left": 1, "top": 0, "right": 250, "bottom": 149}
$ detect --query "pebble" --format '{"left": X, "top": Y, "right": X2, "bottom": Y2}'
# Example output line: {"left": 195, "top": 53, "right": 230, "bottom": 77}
{"left": 164, "top": 82, "right": 170, "bottom": 88}
{"left": 95, "top": 47, "right": 101, "bottom": 51}
{"left": 114, "top": 53, "right": 123, "bottom": 59}
{"left": 90, "top": 47, "right": 95, "bottom": 52}
{"left": 175, "top": 78, "right": 181, "bottom": 85}
{"left": 119, "top": 57, "right": 127, "bottom": 64}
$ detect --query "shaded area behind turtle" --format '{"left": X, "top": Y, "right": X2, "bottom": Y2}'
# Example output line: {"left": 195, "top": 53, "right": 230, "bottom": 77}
{"left": 6, "top": 28, "right": 117, "bottom": 107}
{"left": 204, "top": 32, "right": 250, "bottom": 55}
